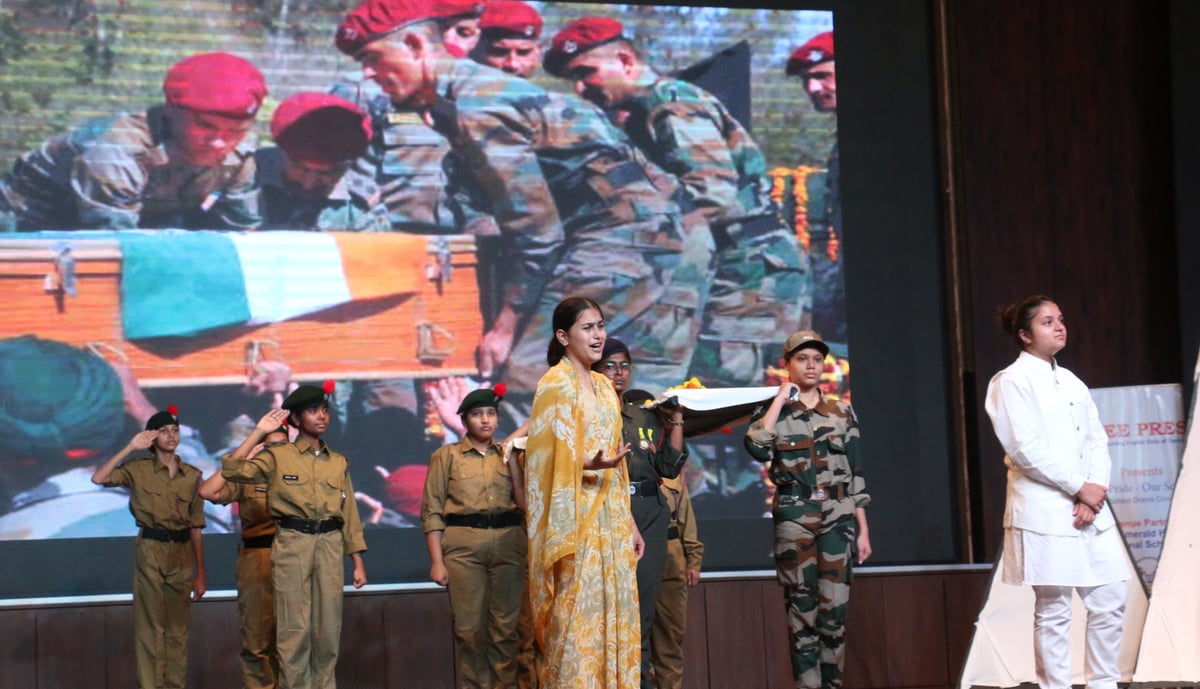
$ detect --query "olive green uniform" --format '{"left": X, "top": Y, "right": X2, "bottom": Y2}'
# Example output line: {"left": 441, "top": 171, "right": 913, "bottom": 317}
{"left": 104, "top": 455, "right": 205, "bottom": 689}
{"left": 652, "top": 477, "right": 703, "bottom": 689}
{"left": 222, "top": 439, "right": 367, "bottom": 689}
{"left": 209, "top": 477, "right": 279, "bottom": 689}
{"left": 422, "top": 436, "right": 526, "bottom": 689}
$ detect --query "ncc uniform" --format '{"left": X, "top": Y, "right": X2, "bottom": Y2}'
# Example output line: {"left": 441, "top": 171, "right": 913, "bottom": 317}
{"left": 209, "top": 476, "right": 280, "bottom": 689}
{"left": 744, "top": 396, "right": 869, "bottom": 689}
{"left": 222, "top": 438, "right": 367, "bottom": 689}
{"left": 422, "top": 435, "right": 526, "bottom": 689}
{"left": 652, "top": 477, "right": 703, "bottom": 689}
{"left": 104, "top": 455, "right": 205, "bottom": 689}
{"left": 620, "top": 401, "right": 687, "bottom": 689}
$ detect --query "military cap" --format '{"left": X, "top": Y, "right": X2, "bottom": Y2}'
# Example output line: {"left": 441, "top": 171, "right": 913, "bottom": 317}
{"left": 271, "top": 92, "right": 372, "bottom": 166}
{"left": 336, "top": 0, "right": 484, "bottom": 55}
{"left": 544, "top": 17, "right": 625, "bottom": 77}
{"left": 145, "top": 404, "right": 180, "bottom": 431}
{"left": 282, "top": 380, "right": 336, "bottom": 412}
{"left": 622, "top": 388, "right": 654, "bottom": 405}
{"left": 456, "top": 383, "right": 506, "bottom": 415}
{"left": 480, "top": 0, "right": 542, "bottom": 39}
{"left": 163, "top": 52, "right": 267, "bottom": 119}
{"left": 600, "top": 337, "right": 629, "bottom": 362}
{"left": 0, "top": 336, "right": 124, "bottom": 459}
{"left": 786, "top": 31, "right": 834, "bottom": 75}
{"left": 783, "top": 330, "right": 829, "bottom": 358}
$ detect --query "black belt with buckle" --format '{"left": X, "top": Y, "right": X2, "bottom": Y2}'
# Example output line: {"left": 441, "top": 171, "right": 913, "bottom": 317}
{"left": 775, "top": 483, "right": 848, "bottom": 501}
{"left": 242, "top": 534, "right": 276, "bottom": 549}
{"left": 278, "top": 517, "right": 343, "bottom": 534}
{"left": 141, "top": 526, "right": 191, "bottom": 543}
{"left": 445, "top": 512, "right": 523, "bottom": 529}
{"left": 667, "top": 525, "right": 680, "bottom": 540}
{"left": 629, "top": 479, "right": 660, "bottom": 497}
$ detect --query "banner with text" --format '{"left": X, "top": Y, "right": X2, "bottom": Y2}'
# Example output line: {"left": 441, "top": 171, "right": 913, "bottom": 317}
{"left": 1092, "top": 384, "right": 1186, "bottom": 589}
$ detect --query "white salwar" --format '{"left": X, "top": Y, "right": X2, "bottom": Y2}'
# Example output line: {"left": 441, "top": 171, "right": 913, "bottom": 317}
{"left": 986, "top": 351, "right": 1130, "bottom": 689}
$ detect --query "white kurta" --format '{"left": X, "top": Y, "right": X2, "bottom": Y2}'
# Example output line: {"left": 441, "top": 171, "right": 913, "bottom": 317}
{"left": 985, "top": 351, "right": 1128, "bottom": 586}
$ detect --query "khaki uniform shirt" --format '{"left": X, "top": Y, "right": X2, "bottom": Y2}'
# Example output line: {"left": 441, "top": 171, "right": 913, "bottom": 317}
{"left": 221, "top": 438, "right": 367, "bottom": 554}
{"left": 106, "top": 455, "right": 205, "bottom": 530}
{"left": 421, "top": 436, "right": 517, "bottom": 532}
{"left": 210, "top": 481, "right": 276, "bottom": 539}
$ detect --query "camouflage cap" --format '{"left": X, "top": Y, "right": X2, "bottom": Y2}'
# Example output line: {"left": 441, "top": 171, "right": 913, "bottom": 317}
{"left": 163, "top": 52, "right": 267, "bottom": 119}
{"left": 480, "top": 0, "right": 542, "bottom": 39}
{"left": 271, "top": 92, "right": 372, "bottom": 166}
{"left": 336, "top": 0, "right": 484, "bottom": 55}
{"left": 783, "top": 330, "right": 829, "bottom": 358}
{"left": 544, "top": 17, "right": 625, "bottom": 77}
{"left": 786, "top": 31, "right": 834, "bottom": 76}
{"left": 145, "top": 405, "right": 180, "bottom": 431}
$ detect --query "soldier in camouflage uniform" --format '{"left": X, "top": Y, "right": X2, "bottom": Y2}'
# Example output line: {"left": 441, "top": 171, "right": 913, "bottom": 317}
{"left": 787, "top": 32, "right": 844, "bottom": 345}
{"left": 0, "top": 52, "right": 265, "bottom": 232}
{"left": 257, "top": 92, "right": 389, "bottom": 232}
{"left": 547, "top": 18, "right": 811, "bottom": 387}
{"left": 743, "top": 331, "right": 871, "bottom": 689}
{"left": 336, "top": 0, "right": 714, "bottom": 397}
{"left": 472, "top": 0, "right": 544, "bottom": 79}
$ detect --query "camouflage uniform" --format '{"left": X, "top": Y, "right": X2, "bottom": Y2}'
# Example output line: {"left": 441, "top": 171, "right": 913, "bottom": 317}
{"left": 255, "top": 147, "right": 389, "bottom": 232}
{"left": 810, "top": 143, "right": 844, "bottom": 344}
{"left": 620, "top": 401, "right": 688, "bottom": 689}
{"left": 743, "top": 396, "right": 869, "bottom": 689}
{"left": 208, "top": 475, "right": 280, "bottom": 689}
{"left": 426, "top": 60, "right": 712, "bottom": 394}
{"left": 621, "top": 74, "right": 810, "bottom": 385}
{"left": 332, "top": 76, "right": 464, "bottom": 233}
{"left": 0, "top": 106, "right": 260, "bottom": 231}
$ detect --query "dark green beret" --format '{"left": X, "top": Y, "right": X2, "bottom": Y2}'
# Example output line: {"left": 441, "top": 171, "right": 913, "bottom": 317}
{"left": 0, "top": 335, "right": 124, "bottom": 458}
{"left": 457, "top": 388, "right": 502, "bottom": 415}
{"left": 282, "top": 383, "right": 330, "bottom": 412}
{"left": 145, "top": 406, "right": 179, "bottom": 431}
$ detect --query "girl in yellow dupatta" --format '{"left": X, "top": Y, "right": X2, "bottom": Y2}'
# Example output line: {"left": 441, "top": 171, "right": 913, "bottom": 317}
{"left": 526, "top": 296, "right": 646, "bottom": 689}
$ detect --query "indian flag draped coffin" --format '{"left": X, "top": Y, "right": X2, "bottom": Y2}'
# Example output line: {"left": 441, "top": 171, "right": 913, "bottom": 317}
{"left": 0, "top": 231, "right": 481, "bottom": 385}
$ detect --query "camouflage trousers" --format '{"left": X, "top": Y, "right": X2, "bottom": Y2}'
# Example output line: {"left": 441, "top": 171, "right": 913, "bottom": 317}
{"left": 772, "top": 494, "right": 857, "bottom": 689}
{"left": 690, "top": 217, "right": 811, "bottom": 386}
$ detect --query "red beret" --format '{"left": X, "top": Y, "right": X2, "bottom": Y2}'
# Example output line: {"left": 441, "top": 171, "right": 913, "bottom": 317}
{"left": 786, "top": 31, "right": 834, "bottom": 75}
{"left": 544, "top": 17, "right": 625, "bottom": 77}
{"left": 163, "top": 52, "right": 267, "bottom": 119}
{"left": 271, "top": 92, "right": 372, "bottom": 166}
{"left": 336, "top": 0, "right": 484, "bottom": 56}
{"left": 480, "top": 0, "right": 542, "bottom": 39}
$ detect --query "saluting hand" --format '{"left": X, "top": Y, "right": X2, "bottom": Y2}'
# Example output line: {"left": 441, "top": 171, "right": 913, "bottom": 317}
{"left": 255, "top": 409, "right": 290, "bottom": 433}
{"left": 128, "top": 430, "right": 159, "bottom": 451}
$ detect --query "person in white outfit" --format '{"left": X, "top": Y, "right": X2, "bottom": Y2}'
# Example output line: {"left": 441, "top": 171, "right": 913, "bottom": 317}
{"left": 984, "top": 294, "right": 1129, "bottom": 689}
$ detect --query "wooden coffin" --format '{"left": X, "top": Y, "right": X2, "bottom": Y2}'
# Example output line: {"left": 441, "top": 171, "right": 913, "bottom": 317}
{"left": 0, "top": 233, "right": 482, "bottom": 386}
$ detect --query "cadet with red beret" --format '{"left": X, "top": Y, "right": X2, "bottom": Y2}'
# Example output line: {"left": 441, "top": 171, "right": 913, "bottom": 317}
{"left": 336, "top": 0, "right": 713, "bottom": 399}
{"left": 222, "top": 384, "right": 367, "bottom": 689}
{"left": 257, "top": 92, "right": 389, "bottom": 231}
{"left": 91, "top": 405, "right": 207, "bottom": 689}
{"left": 471, "top": 0, "right": 542, "bottom": 78}
{"left": 421, "top": 384, "right": 526, "bottom": 689}
{"left": 546, "top": 17, "right": 809, "bottom": 388}
{"left": 0, "top": 51, "right": 266, "bottom": 231}
{"left": 786, "top": 31, "right": 845, "bottom": 345}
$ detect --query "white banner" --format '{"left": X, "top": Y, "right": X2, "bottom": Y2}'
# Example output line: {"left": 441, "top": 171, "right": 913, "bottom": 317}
{"left": 1091, "top": 384, "right": 1186, "bottom": 589}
